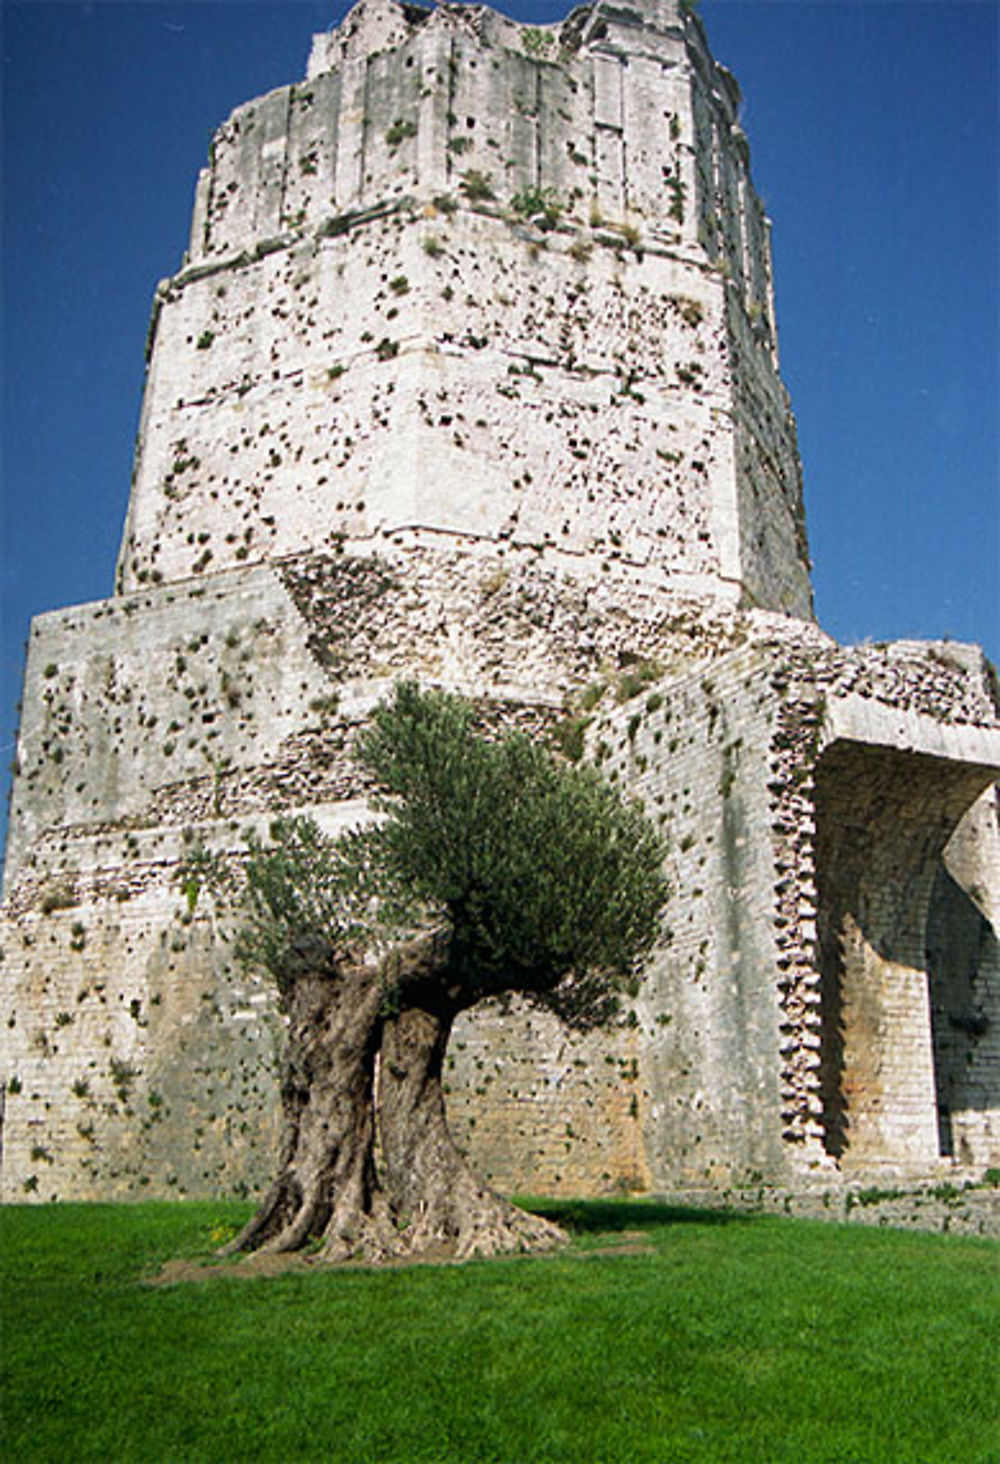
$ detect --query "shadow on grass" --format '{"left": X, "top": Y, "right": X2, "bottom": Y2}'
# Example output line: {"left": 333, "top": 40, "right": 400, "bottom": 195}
{"left": 521, "top": 1197, "right": 757, "bottom": 1234}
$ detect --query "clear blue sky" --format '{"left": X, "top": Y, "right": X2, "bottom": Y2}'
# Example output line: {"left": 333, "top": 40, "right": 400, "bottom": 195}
{"left": 2, "top": 0, "right": 998, "bottom": 828}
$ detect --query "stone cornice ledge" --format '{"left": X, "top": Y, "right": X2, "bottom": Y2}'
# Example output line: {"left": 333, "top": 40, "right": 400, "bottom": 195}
{"left": 820, "top": 692, "right": 1000, "bottom": 774}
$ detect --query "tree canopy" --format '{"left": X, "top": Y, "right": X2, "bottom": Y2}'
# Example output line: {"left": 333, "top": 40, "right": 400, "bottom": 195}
{"left": 239, "top": 681, "right": 666, "bottom": 1017}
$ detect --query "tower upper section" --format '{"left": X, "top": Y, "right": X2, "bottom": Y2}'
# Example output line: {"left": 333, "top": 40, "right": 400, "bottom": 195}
{"left": 117, "top": 0, "right": 812, "bottom": 619}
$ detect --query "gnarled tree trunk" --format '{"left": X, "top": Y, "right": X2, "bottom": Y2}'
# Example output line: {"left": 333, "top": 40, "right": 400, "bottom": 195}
{"left": 377, "top": 988, "right": 565, "bottom": 1259}
{"left": 227, "top": 937, "right": 566, "bottom": 1264}
{"left": 226, "top": 960, "right": 398, "bottom": 1260}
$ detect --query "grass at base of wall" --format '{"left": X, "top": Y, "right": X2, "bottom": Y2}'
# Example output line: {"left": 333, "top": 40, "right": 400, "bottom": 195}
{"left": 2, "top": 1197, "right": 997, "bottom": 1462}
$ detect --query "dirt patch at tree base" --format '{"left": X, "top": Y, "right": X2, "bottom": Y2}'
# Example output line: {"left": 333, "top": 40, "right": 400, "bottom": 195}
{"left": 146, "top": 1231, "right": 654, "bottom": 1286}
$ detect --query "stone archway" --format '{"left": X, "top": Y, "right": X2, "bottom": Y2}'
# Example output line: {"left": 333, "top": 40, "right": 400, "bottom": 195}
{"left": 926, "top": 788, "right": 1000, "bottom": 1166}
{"left": 813, "top": 742, "right": 997, "bottom": 1172}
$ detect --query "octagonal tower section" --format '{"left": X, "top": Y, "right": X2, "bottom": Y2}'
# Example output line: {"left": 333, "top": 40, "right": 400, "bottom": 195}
{"left": 116, "top": 0, "right": 811, "bottom": 623}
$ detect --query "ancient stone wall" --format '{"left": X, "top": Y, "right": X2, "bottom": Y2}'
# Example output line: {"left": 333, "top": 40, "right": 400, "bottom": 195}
{"left": 456, "top": 630, "right": 1000, "bottom": 1194}
{"left": 2, "top": 0, "right": 997, "bottom": 1207}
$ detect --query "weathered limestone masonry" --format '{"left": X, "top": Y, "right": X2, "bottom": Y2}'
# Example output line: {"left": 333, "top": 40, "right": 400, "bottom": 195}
{"left": 2, "top": 0, "right": 998, "bottom": 1223}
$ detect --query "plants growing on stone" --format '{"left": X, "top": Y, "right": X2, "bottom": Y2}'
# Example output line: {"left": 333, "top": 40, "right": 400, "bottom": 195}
{"left": 510, "top": 186, "right": 562, "bottom": 229}
{"left": 616, "top": 659, "right": 662, "bottom": 703}
{"left": 191, "top": 683, "right": 665, "bottom": 1263}
{"left": 522, "top": 27, "right": 554, "bottom": 58}
{"left": 385, "top": 119, "right": 417, "bottom": 148}
{"left": 666, "top": 173, "right": 685, "bottom": 224}
{"left": 460, "top": 170, "right": 494, "bottom": 203}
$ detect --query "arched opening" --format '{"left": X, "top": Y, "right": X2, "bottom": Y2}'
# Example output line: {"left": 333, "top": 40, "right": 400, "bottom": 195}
{"left": 814, "top": 743, "right": 996, "bottom": 1171}
{"left": 926, "top": 788, "right": 1000, "bottom": 1166}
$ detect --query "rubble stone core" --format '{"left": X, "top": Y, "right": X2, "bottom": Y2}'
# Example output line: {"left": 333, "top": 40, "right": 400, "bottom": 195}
{"left": 2, "top": 0, "right": 998, "bottom": 1213}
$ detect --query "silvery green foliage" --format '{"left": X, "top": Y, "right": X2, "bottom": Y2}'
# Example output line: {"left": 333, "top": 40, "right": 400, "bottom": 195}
{"left": 235, "top": 683, "right": 667, "bottom": 1022}
{"left": 359, "top": 683, "right": 667, "bottom": 1016}
{"left": 233, "top": 818, "right": 422, "bottom": 1005}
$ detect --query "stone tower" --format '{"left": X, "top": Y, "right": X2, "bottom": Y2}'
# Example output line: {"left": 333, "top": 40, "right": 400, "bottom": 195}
{"left": 3, "top": 0, "right": 998, "bottom": 1206}
{"left": 116, "top": 0, "right": 810, "bottom": 619}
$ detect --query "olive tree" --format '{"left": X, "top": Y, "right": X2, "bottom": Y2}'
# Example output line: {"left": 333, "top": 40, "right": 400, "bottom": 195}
{"left": 212, "top": 683, "right": 666, "bottom": 1262}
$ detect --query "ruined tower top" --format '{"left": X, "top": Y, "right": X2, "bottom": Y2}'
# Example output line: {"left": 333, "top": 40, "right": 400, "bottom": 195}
{"left": 116, "top": 0, "right": 811, "bottom": 618}
{"left": 305, "top": 0, "right": 699, "bottom": 76}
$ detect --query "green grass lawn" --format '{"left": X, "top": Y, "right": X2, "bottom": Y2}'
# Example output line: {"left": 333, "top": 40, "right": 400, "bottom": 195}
{"left": 1, "top": 1198, "right": 997, "bottom": 1462}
